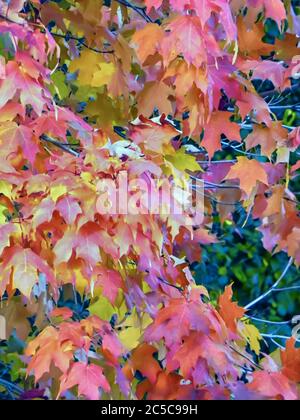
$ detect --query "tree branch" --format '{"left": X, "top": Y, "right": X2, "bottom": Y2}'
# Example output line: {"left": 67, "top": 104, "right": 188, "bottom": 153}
{"left": 0, "top": 13, "right": 25, "bottom": 26}
{"left": 0, "top": 14, "right": 114, "bottom": 55}
{"left": 245, "top": 257, "right": 294, "bottom": 310}
{"left": 45, "top": 31, "right": 114, "bottom": 55}
{"left": 245, "top": 316, "right": 291, "bottom": 326}
{"left": 0, "top": 378, "right": 23, "bottom": 396}
{"left": 157, "top": 276, "right": 184, "bottom": 293}
{"left": 40, "top": 134, "right": 80, "bottom": 157}
{"left": 261, "top": 333, "right": 292, "bottom": 341}
{"left": 115, "top": 0, "right": 156, "bottom": 23}
{"left": 239, "top": 123, "right": 295, "bottom": 132}
{"left": 229, "top": 345, "right": 263, "bottom": 371}
{"left": 273, "top": 285, "right": 300, "bottom": 292}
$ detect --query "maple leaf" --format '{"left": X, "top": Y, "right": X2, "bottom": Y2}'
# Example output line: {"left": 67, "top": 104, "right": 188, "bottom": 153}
{"left": 239, "top": 60, "right": 285, "bottom": 90}
{"left": 32, "top": 197, "right": 56, "bottom": 229}
{"left": 160, "top": 16, "right": 207, "bottom": 68}
{"left": 132, "top": 24, "right": 164, "bottom": 64}
{"left": 56, "top": 196, "right": 82, "bottom": 225}
{"left": 59, "top": 362, "right": 111, "bottom": 400}
{"left": 50, "top": 307, "right": 74, "bottom": 321}
{"left": 285, "top": 228, "right": 300, "bottom": 265}
{"left": 92, "top": 267, "right": 123, "bottom": 304}
{"left": 145, "top": 0, "right": 163, "bottom": 12}
{"left": 202, "top": 112, "right": 241, "bottom": 158}
{"left": 129, "top": 344, "right": 162, "bottom": 384}
{"left": 1, "top": 247, "right": 56, "bottom": 297}
{"left": 281, "top": 339, "right": 300, "bottom": 383}
{"left": 171, "top": 332, "right": 239, "bottom": 384}
{"left": 0, "top": 122, "right": 40, "bottom": 165}
{"left": 26, "top": 326, "right": 73, "bottom": 381}
{"left": 136, "top": 371, "right": 183, "bottom": 400}
{"left": 0, "top": 61, "right": 49, "bottom": 116}
{"left": 0, "top": 296, "right": 38, "bottom": 341}
{"left": 137, "top": 81, "right": 174, "bottom": 117}
{"left": 129, "top": 115, "right": 180, "bottom": 154}
{"left": 225, "top": 157, "right": 268, "bottom": 197}
{"left": 0, "top": 224, "right": 16, "bottom": 255}
{"left": 218, "top": 285, "right": 245, "bottom": 334}
{"left": 145, "top": 290, "right": 224, "bottom": 347}
{"left": 237, "top": 17, "right": 274, "bottom": 58}
{"left": 248, "top": 371, "right": 297, "bottom": 400}
{"left": 245, "top": 123, "right": 288, "bottom": 158}
{"left": 1, "top": 0, "right": 300, "bottom": 402}
{"left": 171, "top": 0, "right": 237, "bottom": 40}
{"left": 248, "top": 0, "right": 287, "bottom": 27}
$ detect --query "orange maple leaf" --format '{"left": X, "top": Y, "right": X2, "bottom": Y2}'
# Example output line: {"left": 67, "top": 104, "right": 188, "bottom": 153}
{"left": 218, "top": 285, "right": 245, "bottom": 334}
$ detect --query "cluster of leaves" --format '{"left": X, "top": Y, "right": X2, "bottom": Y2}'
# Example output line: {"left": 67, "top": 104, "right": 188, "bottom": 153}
{"left": 0, "top": 0, "right": 300, "bottom": 400}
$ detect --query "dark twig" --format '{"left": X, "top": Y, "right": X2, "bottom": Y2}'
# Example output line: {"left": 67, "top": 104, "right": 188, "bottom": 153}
{"left": 157, "top": 277, "right": 184, "bottom": 293}
{"left": 0, "top": 13, "right": 24, "bottom": 25}
{"left": 0, "top": 14, "right": 114, "bottom": 55}
{"left": 229, "top": 345, "right": 263, "bottom": 371}
{"left": 45, "top": 31, "right": 114, "bottom": 55}
{"left": 115, "top": 0, "right": 156, "bottom": 24}
{"left": 40, "top": 134, "right": 80, "bottom": 157}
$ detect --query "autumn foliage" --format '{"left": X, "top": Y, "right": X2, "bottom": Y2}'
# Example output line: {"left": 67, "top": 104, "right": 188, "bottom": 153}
{"left": 0, "top": 0, "right": 300, "bottom": 401}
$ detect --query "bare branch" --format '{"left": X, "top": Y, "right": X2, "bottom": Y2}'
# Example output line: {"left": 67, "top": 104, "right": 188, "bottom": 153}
{"left": 0, "top": 13, "right": 25, "bottom": 25}
{"left": 245, "top": 257, "right": 294, "bottom": 310}
{"left": 115, "top": 0, "right": 156, "bottom": 23}
{"left": 273, "top": 285, "right": 300, "bottom": 292}
{"left": 46, "top": 31, "right": 114, "bottom": 55}
{"left": 157, "top": 276, "right": 184, "bottom": 293}
{"left": 261, "top": 333, "right": 292, "bottom": 341}
{"left": 239, "top": 123, "right": 295, "bottom": 132}
{"left": 245, "top": 316, "right": 291, "bottom": 326}
{"left": 0, "top": 14, "right": 114, "bottom": 55}
{"left": 40, "top": 134, "right": 80, "bottom": 157}
{"left": 0, "top": 378, "right": 23, "bottom": 396}
{"left": 229, "top": 345, "right": 263, "bottom": 371}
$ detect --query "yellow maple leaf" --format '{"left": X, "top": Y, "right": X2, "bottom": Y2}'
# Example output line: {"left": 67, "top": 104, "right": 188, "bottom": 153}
{"left": 50, "top": 185, "right": 67, "bottom": 202}
{"left": 69, "top": 50, "right": 102, "bottom": 86}
{"left": 240, "top": 322, "right": 262, "bottom": 356}
{"left": 0, "top": 204, "right": 7, "bottom": 224}
{"left": 165, "top": 148, "right": 202, "bottom": 173}
{"left": 89, "top": 295, "right": 116, "bottom": 321}
{"left": 0, "top": 180, "right": 13, "bottom": 198}
{"left": 118, "top": 309, "right": 152, "bottom": 351}
{"left": 92, "top": 63, "right": 116, "bottom": 87}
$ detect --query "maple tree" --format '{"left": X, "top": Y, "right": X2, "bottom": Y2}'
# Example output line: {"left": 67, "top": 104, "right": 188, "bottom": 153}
{"left": 0, "top": 0, "right": 299, "bottom": 401}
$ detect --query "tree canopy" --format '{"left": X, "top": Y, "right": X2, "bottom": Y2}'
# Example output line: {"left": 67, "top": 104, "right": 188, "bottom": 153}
{"left": 0, "top": 0, "right": 300, "bottom": 401}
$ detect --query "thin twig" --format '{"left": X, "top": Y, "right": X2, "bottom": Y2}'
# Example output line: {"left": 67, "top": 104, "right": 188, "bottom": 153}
{"left": 245, "top": 316, "right": 291, "bottom": 326}
{"left": 0, "top": 378, "right": 23, "bottom": 395}
{"left": 45, "top": 31, "right": 114, "bottom": 55}
{"left": 239, "top": 123, "right": 295, "bottom": 132}
{"left": 270, "top": 338, "right": 285, "bottom": 350}
{"left": 157, "top": 276, "right": 184, "bottom": 293}
{"left": 245, "top": 257, "right": 294, "bottom": 310}
{"left": 191, "top": 176, "right": 240, "bottom": 190}
{"left": 273, "top": 285, "right": 300, "bottom": 292}
{"left": 115, "top": 0, "right": 156, "bottom": 24}
{"left": 261, "top": 334, "right": 291, "bottom": 341}
{"left": 0, "top": 14, "right": 114, "bottom": 55}
{"left": 40, "top": 134, "right": 80, "bottom": 157}
{"left": 229, "top": 345, "right": 263, "bottom": 371}
{"left": 192, "top": 186, "right": 241, "bottom": 206}
{"left": 0, "top": 13, "right": 24, "bottom": 25}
